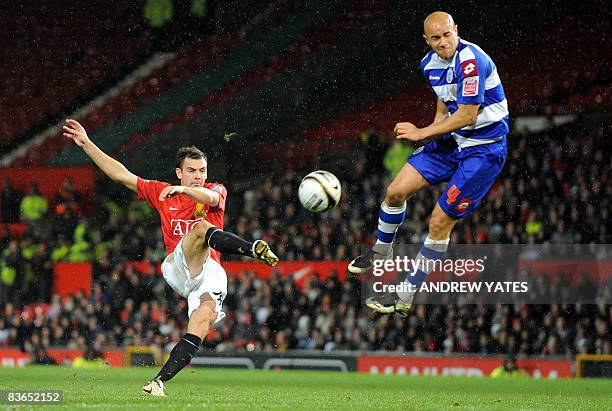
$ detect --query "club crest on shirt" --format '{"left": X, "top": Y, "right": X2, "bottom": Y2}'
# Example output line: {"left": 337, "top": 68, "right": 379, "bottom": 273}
{"left": 446, "top": 69, "right": 453, "bottom": 83}
{"left": 194, "top": 202, "right": 208, "bottom": 218}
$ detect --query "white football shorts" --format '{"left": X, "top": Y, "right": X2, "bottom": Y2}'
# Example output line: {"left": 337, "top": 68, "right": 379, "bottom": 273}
{"left": 161, "top": 238, "right": 227, "bottom": 323}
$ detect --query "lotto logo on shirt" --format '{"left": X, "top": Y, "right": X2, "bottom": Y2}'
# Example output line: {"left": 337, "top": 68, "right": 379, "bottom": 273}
{"left": 462, "top": 77, "right": 479, "bottom": 97}
{"left": 461, "top": 60, "right": 478, "bottom": 77}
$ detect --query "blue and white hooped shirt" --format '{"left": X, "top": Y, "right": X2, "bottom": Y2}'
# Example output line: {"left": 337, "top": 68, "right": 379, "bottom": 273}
{"left": 420, "top": 38, "right": 509, "bottom": 148}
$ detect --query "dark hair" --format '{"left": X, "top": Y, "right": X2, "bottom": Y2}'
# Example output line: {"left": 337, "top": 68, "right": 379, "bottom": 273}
{"left": 175, "top": 146, "right": 207, "bottom": 169}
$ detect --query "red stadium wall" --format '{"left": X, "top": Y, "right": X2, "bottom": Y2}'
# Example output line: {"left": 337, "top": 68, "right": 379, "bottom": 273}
{"left": 0, "top": 167, "right": 94, "bottom": 200}
{"left": 50, "top": 261, "right": 349, "bottom": 296}
{"left": 53, "top": 263, "right": 92, "bottom": 297}
{"left": 222, "top": 261, "right": 348, "bottom": 288}
{"left": 358, "top": 355, "right": 573, "bottom": 379}
{"left": 0, "top": 348, "right": 124, "bottom": 367}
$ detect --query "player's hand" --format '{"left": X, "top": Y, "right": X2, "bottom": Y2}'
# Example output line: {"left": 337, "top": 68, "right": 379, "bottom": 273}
{"left": 394, "top": 122, "right": 425, "bottom": 142}
{"left": 159, "top": 185, "right": 185, "bottom": 201}
{"left": 62, "top": 119, "right": 90, "bottom": 147}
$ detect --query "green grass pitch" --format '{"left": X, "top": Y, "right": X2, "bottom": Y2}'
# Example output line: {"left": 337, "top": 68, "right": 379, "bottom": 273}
{"left": 1, "top": 366, "right": 611, "bottom": 410}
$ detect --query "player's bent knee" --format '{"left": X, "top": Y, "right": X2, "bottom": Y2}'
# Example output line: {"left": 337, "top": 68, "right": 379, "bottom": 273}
{"left": 194, "top": 309, "right": 215, "bottom": 327}
{"left": 191, "top": 220, "right": 215, "bottom": 238}
{"left": 428, "top": 208, "right": 456, "bottom": 239}
{"left": 385, "top": 163, "right": 428, "bottom": 205}
{"left": 188, "top": 299, "right": 217, "bottom": 339}
{"left": 200, "top": 295, "right": 218, "bottom": 320}
{"left": 428, "top": 217, "right": 445, "bottom": 237}
{"left": 385, "top": 184, "right": 408, "bottom": 206}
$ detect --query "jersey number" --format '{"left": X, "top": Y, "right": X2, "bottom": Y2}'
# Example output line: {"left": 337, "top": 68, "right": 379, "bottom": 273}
{"left": 446, "top": 185, "right": 461, "bottom": 205}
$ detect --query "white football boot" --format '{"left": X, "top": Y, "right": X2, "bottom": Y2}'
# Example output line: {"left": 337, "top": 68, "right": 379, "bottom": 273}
{"left": 142, "top": 379, "right": 166, "bottom": 397}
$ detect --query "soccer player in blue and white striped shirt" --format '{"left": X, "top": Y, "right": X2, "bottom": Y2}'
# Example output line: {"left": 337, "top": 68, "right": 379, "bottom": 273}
{"left": 349, "top": 11, "right": 509, "bottom": 315}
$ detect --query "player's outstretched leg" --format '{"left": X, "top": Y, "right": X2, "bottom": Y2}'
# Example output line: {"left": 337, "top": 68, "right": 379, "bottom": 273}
{"left": 366, "top": 204, "right": 453, "bottom": 316}
{"left": 349, "top": 163, "right": 428, "bottom": 274}
{"left": 204, "top": 227, "right": 279, "bottom": 266}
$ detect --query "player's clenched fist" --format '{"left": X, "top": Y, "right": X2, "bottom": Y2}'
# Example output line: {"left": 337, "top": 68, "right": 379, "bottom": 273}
{"left": 62, "top": 119, "right": 90, "bottom": 147}
{"left": 394, "top": 122, "right": 423, "bottom": 142}
{"left": 158, "top": 185, "right": 185, "bottom": 201}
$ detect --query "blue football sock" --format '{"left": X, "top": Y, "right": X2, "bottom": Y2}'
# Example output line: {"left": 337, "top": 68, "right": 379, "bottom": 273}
{"left": 373, "top": 202, "right": 406, "bottom": 256}
{"left": 406, "top": 236, "right": 450, "bottom": 287}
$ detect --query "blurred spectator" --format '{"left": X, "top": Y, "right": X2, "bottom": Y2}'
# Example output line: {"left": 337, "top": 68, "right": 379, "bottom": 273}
{"left": 31, "top": 244, "right": 54, "bottom": 302}
{"left": 384, "top": 142, "right": 414, "bottom": 179}
{"left": 490, "top": 356, "right": 529, "bottom": 378}
{"left": 67, "top": 218, "right": 91, "bottom": 262}
{"left": 54, "top": 178, "right": 83, "bottom": 217}
{"left": 1, "top": 179, "right": 22, "bottom": 223}
{"left": 360, "top": 125, "right": 387, "bottom": 173}
{"left": 30, "top": 347, "right": 57, "bottom": 365}
{"left": 20, "top": 183, "right": 48, "bottom": 222}
{"left": 72, "top": 345, "right": 107, "bottom": 369}
{"left": 0, "top": 240, "right": 22, "bottom": 305}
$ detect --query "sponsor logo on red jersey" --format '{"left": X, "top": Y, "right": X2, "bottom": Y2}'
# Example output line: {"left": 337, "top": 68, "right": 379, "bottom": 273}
{"left": 171, "top": 218, "right": 203, "bottom": 237}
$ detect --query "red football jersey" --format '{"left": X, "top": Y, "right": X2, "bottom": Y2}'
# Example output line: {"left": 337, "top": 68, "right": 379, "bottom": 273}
{"left": 136, "top": 177, "right": 227, "bottom": 262}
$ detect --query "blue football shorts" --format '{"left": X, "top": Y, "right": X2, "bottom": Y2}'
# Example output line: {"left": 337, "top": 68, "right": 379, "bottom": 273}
{"left": 407, "top": 136, "right": 507, "bottom": 219}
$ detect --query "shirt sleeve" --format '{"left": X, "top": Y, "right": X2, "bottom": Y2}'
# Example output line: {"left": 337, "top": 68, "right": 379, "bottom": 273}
{"left": 456, "top": 47, "right": 486, "bottom": 105}
{"left": 207, "top": 183, "right": 227, "bottom": 213}
{"left": 136, "top": 177, "right": 169, "bottom": 210}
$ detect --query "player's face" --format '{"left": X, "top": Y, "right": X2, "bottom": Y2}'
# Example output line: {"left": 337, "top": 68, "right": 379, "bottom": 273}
{"left": 424, "top": 22, "right": 459, "bottom": 60}
{"left": 176, "top": 157, "right": 207, "bottom": 188}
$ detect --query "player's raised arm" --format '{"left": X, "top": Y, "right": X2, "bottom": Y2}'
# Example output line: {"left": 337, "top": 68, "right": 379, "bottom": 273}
{"left": 62, "top": 119, "right": 138, "bottom": 192}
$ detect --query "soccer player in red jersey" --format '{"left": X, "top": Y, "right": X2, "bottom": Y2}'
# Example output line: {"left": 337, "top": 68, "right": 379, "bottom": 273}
{"left": 63, "top": 119, "right": 278, "bottom": 396}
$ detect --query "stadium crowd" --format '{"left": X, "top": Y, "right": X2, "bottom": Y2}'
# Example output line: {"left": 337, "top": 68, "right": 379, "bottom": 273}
{"left": 0, "top": 115, "right": 610, "bottom": 359}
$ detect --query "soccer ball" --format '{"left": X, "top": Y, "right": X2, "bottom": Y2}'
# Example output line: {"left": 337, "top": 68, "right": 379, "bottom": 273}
{"left": 298, "top": 170, "right": 341, "bottom": 213}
